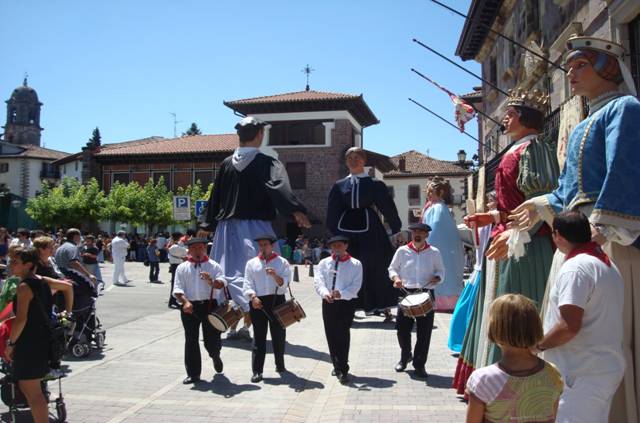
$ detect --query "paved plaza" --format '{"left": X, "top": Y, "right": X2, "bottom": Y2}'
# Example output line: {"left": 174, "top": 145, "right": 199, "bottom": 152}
{"left": 3, "top": 262, "right": 467, "bottom": 422}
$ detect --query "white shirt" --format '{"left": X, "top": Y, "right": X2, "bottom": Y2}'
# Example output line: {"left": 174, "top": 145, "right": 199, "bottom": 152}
{"left": 314, "top": 255, "right": 362, "bottom": 301}
{"left": 173, "top": 258, "right": 226, "bottom": 303}
{"left": 543, "top": 253, "right": 625, "bottom": 377}
{"left": 110, "top": 236, "right": 130, "bottom": 260}
{"left": 156, "top": 236, "right": 167, "bottom": 249}
{"left": 10, "top": 238, "right": 32, "bottom": 248}
{"left": 168, "top": 243, "right": 187, "bottom": 264}
{"left": 243, "top": 254, "right": 291, "bottom": 299}
{"left": 388, "top": 243, "right": 445, "bottom": 289}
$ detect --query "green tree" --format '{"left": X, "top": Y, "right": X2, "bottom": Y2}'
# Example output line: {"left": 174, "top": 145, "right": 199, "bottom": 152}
{"left": 75, "top": 178, "right": 106, "bottom": 225}
{"left": 89, "top": 127, "right": 101, "bottom": 147}
{"left": 26, "top": 181, "right": 60, "bottom": 228}
{"left": 26, "top": 177, "right": 102, "bottom": 229}
{"left": 183, "top": 122, "right": 202, "bottom": 136}
{"left": 102, "top": 181, "right": 140, "bottom": 224}
{"left": 138, "top": 177, "right": 173, "bottom": 234}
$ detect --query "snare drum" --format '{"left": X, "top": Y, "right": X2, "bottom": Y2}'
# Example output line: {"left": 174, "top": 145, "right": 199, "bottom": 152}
{"left": 272, "top": 299, "right": 306, "bottom": 329}
{"left": 208, "top": 302, "right": 243, "bottom": 332}
{"left": 399, "top": 292, "right": 433, "bottom": 318}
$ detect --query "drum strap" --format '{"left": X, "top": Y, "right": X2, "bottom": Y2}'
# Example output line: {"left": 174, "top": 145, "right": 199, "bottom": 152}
{"left": 207, "top": 287, "right": 215, "bottom": 314}
{"left": 330, "top": 260, "right": 339, "bottom": 292}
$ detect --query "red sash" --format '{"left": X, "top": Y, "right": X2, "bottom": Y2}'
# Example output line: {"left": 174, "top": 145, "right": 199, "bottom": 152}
{"left": 407, "top": 241, "right": 431, "bottom": 253}
{"left": 566, "top": 242, "right": 611, "bottom": 266}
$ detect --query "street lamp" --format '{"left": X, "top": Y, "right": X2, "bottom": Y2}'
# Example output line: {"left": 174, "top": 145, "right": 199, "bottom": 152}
{"left": 457, "top": 149, "right": 467, "bottom": 163}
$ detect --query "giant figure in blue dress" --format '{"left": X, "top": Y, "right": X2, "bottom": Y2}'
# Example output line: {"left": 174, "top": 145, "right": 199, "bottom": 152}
{"left": 512, "top": 35, "right": 640, "bottom": 423}
{"left": 420, "top": 177, "right": 464, "bottom": 311}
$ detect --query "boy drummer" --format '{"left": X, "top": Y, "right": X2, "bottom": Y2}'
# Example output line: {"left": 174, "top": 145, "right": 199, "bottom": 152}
{"left": 388, "top": 223, "right": 445, "bottom": 378}
{"left": 242, "top": 234, "right": 292, "bottom": 383}
{"left": 314, "top": 235, "right": 363, "bottom": 384}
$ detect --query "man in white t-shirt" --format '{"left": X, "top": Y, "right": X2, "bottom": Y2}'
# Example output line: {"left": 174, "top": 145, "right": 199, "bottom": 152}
{"left": 110, "top": 231, "right": 131, "bottom": 286}
{"left": 536, "top": 211, "right": 625, "bottom": 423}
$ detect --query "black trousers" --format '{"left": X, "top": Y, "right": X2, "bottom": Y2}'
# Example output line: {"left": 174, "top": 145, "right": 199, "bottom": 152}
{"left": 249, "top": 294, "right": 286, "bottom": 373}
{"left": 396, "top": 289, "right": 435, "bottom": 369}
{"left": 148, "top": 261, "right": 159, "bottom": 281}
{"left": 322, "top": 299, "right": 356, "bottom": 374}
{"left": 168, "top": 264, "right": 179, "bottom": 306}
{"left": 180, "top": 301, "right": 222, "bottom": 378}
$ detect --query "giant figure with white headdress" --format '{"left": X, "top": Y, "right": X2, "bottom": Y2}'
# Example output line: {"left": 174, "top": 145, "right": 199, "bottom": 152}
{"left": 511, "top": 35, "right": 640, "bottom": 423}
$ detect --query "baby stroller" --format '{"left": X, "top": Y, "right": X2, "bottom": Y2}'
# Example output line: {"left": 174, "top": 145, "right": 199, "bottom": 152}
{"left": 0, "top": 307, "right": 69, "bottom": 423}
{"left": 57, "top": 270, "right": 106, "bottom": 358}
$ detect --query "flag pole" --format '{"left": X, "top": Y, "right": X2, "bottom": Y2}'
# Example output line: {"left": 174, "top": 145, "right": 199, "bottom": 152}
{"left": 412, "top": 39, "right": 510, "bottom": 97}
{"left": 408, "top": 97, "right": 498, "bottom": 155}
{"left": 410, "top": 68, "right": 505, "bottom": 130}
{"left": 427, "top": 0, "right": 567, "bottom": 73}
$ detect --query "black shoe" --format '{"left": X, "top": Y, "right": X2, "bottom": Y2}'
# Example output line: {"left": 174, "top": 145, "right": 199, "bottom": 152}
{"left": 251, "top": 373, "right": 263, "bottom": 383}
{"left": 339, "top": 372, "right": 350, "bottom": 385}
{"left": 413, "top": 367, "right": 429, "bottom": 379}
{"left": 182, "top": 376, "right": 200, "bottom": 384}
{"left": 213, "top": 356, "right": 223, "bottom": 373}
{"left": 276, "top": 366, "right": 287, "bottom": 374}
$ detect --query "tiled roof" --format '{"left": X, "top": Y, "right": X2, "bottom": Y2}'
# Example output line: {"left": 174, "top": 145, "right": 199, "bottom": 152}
{"left": 1, "top": 144, "right": 69, "bottom": 160}
{"left": 224, "top": 90, "right": 360, "bottom": 105}
{"left": 385, "top": 150, "right": 469, "bottom": 177}
{"left": 224, "top": 90, "right": 380, "bottom": 128}
{"left": 95, "top": 134, "right": 238, "bottom": 157}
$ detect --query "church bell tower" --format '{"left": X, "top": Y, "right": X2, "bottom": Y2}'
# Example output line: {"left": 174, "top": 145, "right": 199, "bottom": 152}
{"left": 2, "top": 77, "right": 43, "bottom": 146}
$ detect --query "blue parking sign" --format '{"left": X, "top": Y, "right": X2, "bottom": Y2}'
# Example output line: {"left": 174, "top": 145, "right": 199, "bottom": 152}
{"left": 173, "top": 196, "right": 191, "bottom": 221}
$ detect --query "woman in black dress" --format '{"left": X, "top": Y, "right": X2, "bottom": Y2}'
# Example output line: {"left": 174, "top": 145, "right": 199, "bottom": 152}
{"left": 5, "top": 247, "right": 73, "bottom": 423}
{"left": 327, "top": 147, "right": 403, "bottom": 314}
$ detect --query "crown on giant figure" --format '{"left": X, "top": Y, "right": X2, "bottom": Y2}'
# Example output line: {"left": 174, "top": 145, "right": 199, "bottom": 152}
{"left": 506, "top": 88, "right": 549, "bottom": 114}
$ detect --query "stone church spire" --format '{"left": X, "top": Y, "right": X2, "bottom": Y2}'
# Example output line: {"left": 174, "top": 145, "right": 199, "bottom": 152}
{"left": 2, "top": 76, "right": 43, "bottom": 146}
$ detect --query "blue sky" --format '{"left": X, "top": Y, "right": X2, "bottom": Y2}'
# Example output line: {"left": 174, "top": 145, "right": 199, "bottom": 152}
{"left": 0, "top": 0, "right": 479, "bottom": 161}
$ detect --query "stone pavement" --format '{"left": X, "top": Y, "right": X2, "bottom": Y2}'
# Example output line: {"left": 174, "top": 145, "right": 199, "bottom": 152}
{"left": 3, "top": 262, "right": 467, "bottom": 422}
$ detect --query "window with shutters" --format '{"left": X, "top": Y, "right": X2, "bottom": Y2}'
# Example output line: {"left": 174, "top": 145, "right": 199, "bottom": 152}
{"left": 269, "top": 121, "right": 326, "bottom": 146}
{"left": 408, "top": 184, "right": 421, "bottom": 206}
{"left": 112, "top": 173, "right": 130, "bottom": 185}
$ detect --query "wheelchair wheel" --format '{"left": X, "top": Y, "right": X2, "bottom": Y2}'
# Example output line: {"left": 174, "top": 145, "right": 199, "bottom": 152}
{"left": 56, "top": 397, "right": 67, "bottom": 422}
{"left": 71, "top": 343, "right": 86, "bottom": 358}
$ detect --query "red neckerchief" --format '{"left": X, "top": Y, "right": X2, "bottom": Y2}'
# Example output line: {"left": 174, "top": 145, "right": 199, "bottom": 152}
{"left": 566, "top": 242, "right": 611, "bottom": 267}
{"left": 187, "top": 255, "right": 209, "bottom": 265}
{"left": 407, "top": 241, "right": 430, "bottom": 253}
{"left": 332, "top": 253, "right": 352, "bottom": 262}
{"left": 259, "top": 252, "right": 278, "bottom": 263}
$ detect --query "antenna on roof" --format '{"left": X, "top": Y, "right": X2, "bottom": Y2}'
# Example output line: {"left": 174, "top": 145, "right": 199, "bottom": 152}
{"left": 301, "top": 64, "right": 315, "bottom": 91}
{"left": 169, "top": 112, "right": 182, "bottom": 138}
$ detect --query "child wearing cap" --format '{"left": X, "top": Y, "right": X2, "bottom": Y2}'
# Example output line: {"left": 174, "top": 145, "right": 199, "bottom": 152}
{"left": 314, "top": 235, "right": 362, "bottom": 385}
{"left": 388, "top": 223, "right": 444, "bottom": 378}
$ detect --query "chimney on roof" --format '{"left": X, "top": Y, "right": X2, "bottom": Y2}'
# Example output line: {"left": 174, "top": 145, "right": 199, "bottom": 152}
{"left": 399, "top": 156, "right": 406, "bottom": 172}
